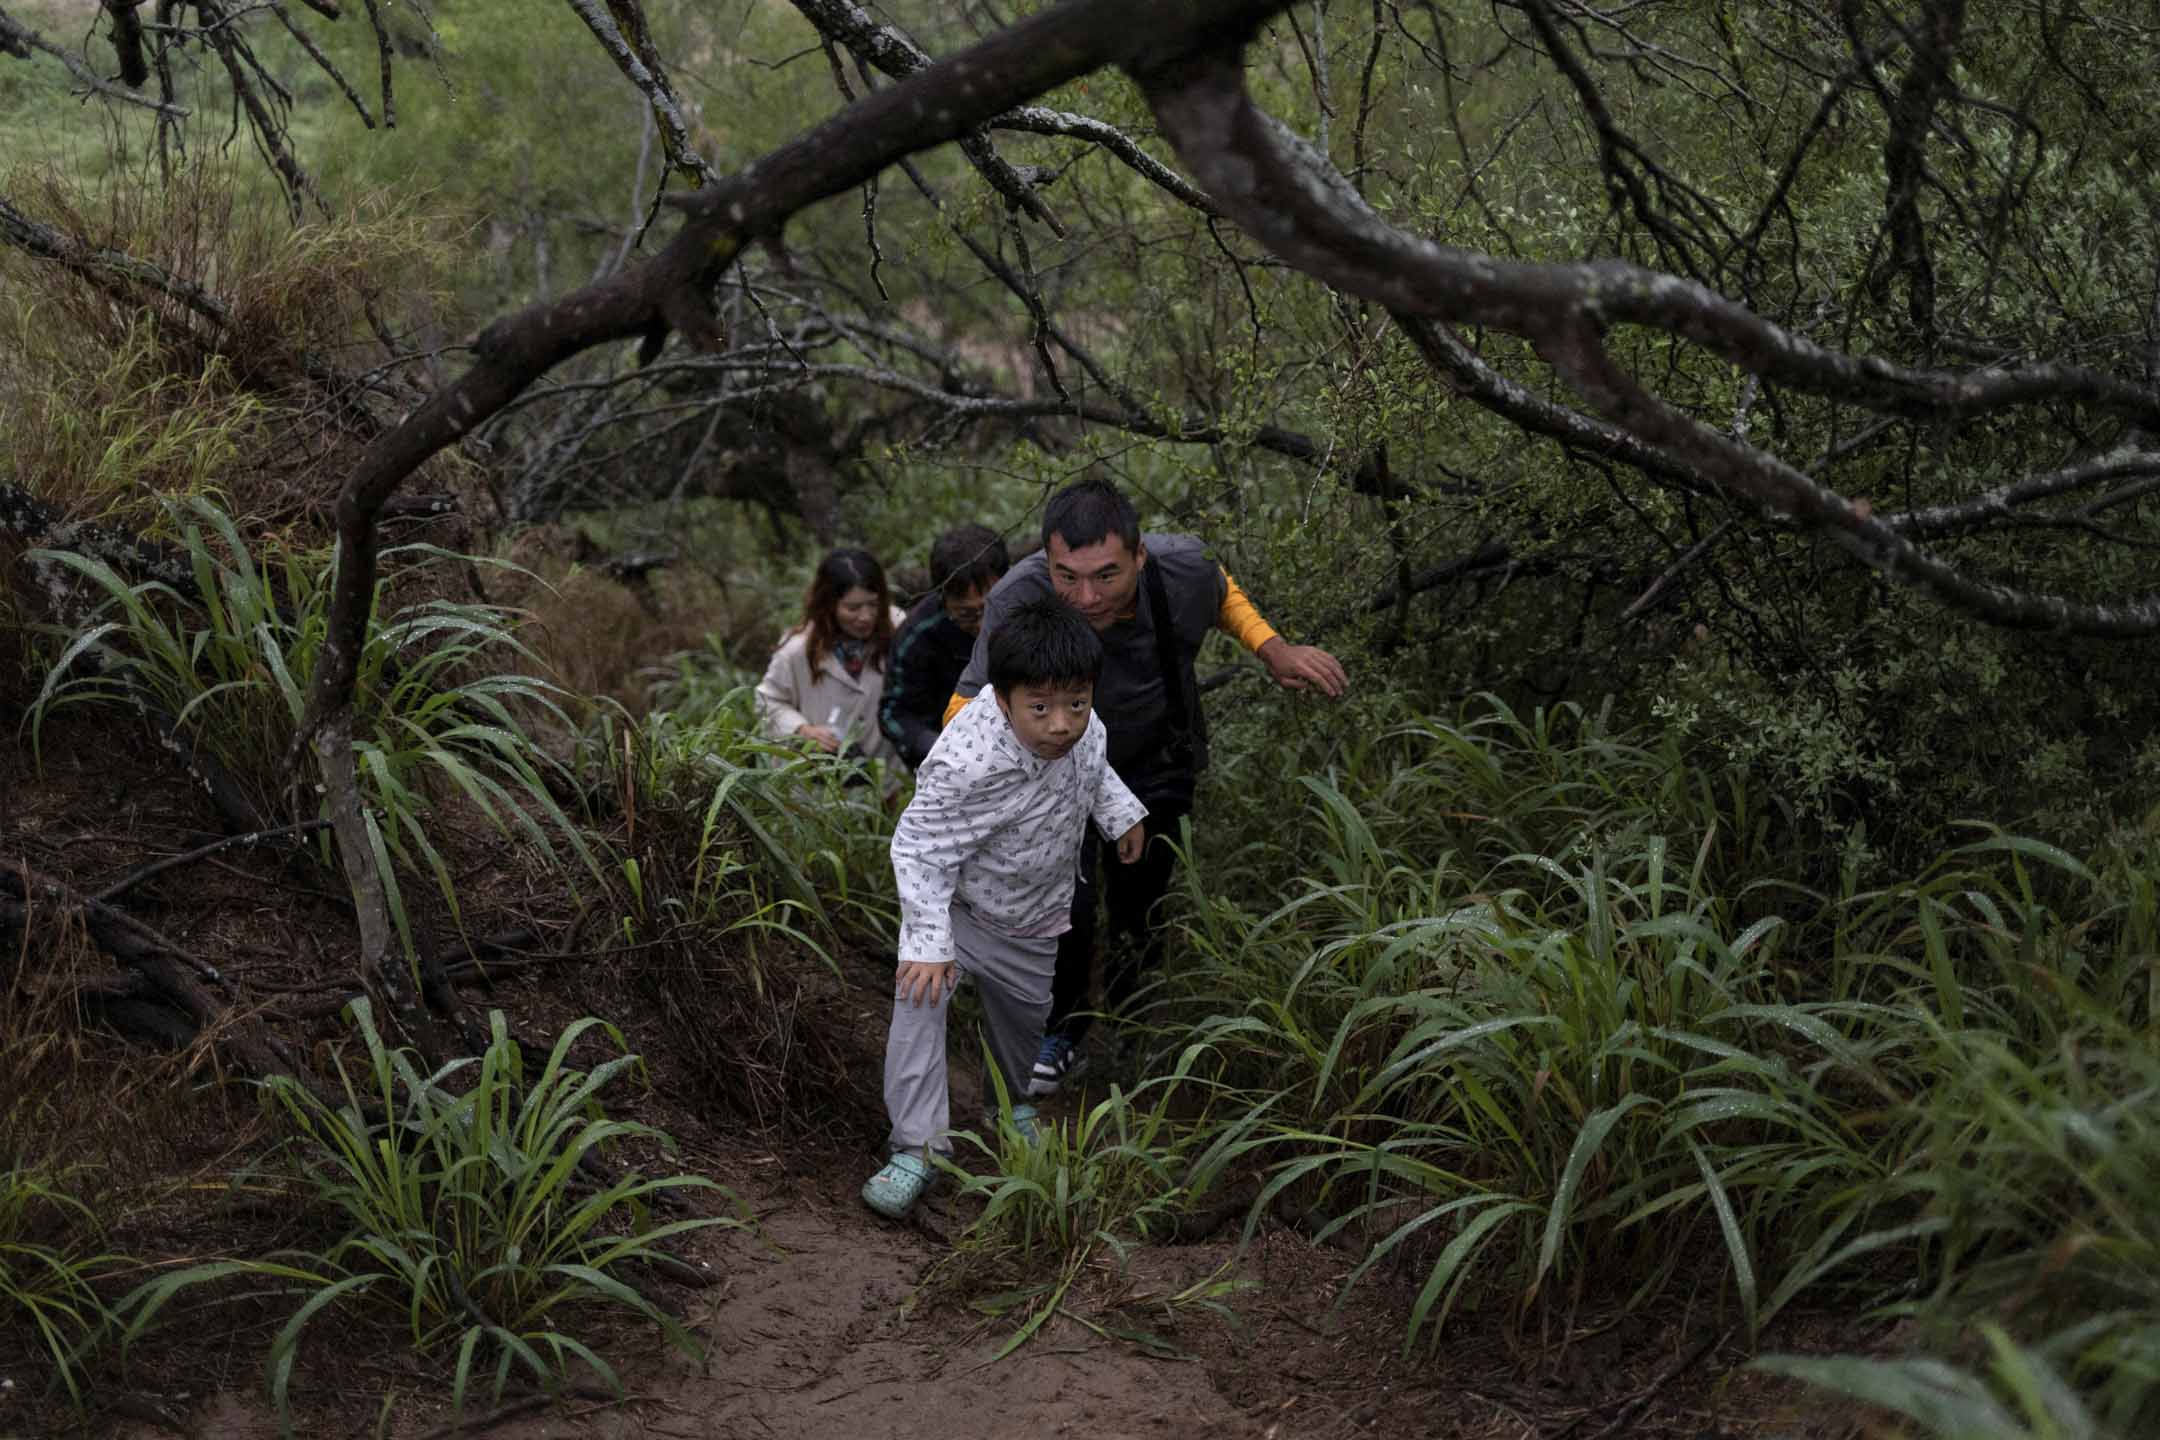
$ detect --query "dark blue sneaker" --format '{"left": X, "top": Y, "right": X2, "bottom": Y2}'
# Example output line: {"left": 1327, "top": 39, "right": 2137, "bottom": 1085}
{"left": 1027, "top": 1032, "right": 1088, "bottom": 1097}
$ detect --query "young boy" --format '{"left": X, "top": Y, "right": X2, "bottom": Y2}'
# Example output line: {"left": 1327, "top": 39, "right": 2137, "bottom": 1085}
{"left": 863, "top": 596, "right": 1147, "bottom": 1219}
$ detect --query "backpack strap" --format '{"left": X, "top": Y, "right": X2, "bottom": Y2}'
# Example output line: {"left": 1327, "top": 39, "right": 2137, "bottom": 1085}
{"left": 1143, "top": 556, "right": 1196, "bottom": 766}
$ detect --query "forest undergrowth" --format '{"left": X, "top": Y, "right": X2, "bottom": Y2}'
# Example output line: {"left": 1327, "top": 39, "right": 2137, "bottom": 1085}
{"left": 3, "top": 399, "right": 2154, "bottom": 1440}
{"left": 598, "top": 665, "right": 2160, "bottom": 1438}
{"left": 6, "top": 508, "right": 2157, "bottom": 1436}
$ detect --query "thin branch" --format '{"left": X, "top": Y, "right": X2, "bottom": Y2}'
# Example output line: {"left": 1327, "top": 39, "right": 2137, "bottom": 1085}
{"left": 357, "top": 0, "right": 396, "bottom": 127}
{"left": 790, "top": 0, "right": 1065, "bottom": 233}
{"left": 0, "top": 5, "right": 189, "bottom": 117}
{"left": 94, "top": 821, "right": 333, "bottom": 906}
{"left": 565, "top": 0, "right": 714, "bottom": 184}
{"left": 1885, "top": 444, "right": 2160, "bottom": 541}
{"left": 271, "top": 0, "right": 375, "bottom": 128}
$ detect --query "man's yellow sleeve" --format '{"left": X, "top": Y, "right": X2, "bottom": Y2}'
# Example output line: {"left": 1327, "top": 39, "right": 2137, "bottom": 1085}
{"left": 1218, "top": 569, "right": 1280, "bottom": 653}
{"left": 942, "top": 691, "right": 968, "bottom": 727}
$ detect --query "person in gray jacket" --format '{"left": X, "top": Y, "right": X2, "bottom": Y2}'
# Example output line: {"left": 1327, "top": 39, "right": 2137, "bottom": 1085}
{"left": 946, "top": 479, "right": 1346, "bottom": 1094}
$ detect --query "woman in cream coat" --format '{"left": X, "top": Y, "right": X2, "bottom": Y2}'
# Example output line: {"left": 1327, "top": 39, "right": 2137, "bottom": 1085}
{"left": 755, "top": 547, "right": 908, "bottom": 771}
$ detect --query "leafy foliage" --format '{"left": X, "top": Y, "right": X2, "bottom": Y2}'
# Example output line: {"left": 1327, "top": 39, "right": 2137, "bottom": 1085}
{"left": 112, "top": 1001, "right": 741, "bottom": 1427}
{"left": 27, "top": 498, "right": 597, "bottom": 938}
{"left": 1068, "top": 695, "right": 2158, "bottom": 1412}
{"left": 0, "top": 1163, "right": 120, "bottom": 1407}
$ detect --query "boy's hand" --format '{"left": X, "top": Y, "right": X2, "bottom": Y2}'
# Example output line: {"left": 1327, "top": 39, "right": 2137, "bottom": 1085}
{"left": 896, "top": 960, "right": 955, "bottom": 1008}
{"left": 1115, "top": 822, "right": 1145, "bottom": 864}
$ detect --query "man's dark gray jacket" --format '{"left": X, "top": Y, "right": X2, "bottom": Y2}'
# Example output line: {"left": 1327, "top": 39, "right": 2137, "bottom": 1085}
{"left": 954, "top": 532, "right": 1224, "bottom": 803}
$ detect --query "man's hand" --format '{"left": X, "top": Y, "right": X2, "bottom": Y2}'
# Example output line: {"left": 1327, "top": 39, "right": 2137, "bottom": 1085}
{"left": 896, "top": 960, "right": 955, "bottom": 1008}
{"left": 797, "top": 723, "right": 842, "bottom": 752}
{"left": 1257, "top": 637, "right": 1347, "bottom": 697}
{"left": 1115, "top": 822, "right": 1145, "bottom": 864}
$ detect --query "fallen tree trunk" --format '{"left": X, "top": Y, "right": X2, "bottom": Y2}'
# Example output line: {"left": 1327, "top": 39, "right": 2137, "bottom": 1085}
{"left": 1, "top": 861, "right": 286, "bottom": 1075}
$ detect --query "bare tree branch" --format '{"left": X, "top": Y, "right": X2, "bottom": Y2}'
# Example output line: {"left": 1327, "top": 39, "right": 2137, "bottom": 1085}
{"left": 1885, "top": 444, "right": 2160, "bottom": 541}
{"left": 270, "top": 0, "right": 376, "bottom": 128}
{"left": 564, "top": 0, "right": 715, "bottom": 186}
{"left": 993, "top": 104, "right": 1220, "bottom": 215}
{"left": 1132, "top": 40, "right": 2160, "bottom": 634}
{"left": 0, "top": 5, "right": 189, "bottom": 117}
{"left": 790, "top": 0, "right": 1065, "bottom": 233}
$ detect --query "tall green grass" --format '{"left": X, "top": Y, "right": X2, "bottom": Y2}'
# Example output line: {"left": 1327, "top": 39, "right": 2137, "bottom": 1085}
{"left": 28, "top": 497, "right": 597, "bottom": 943}
{"left": 573, "top": 657, "right": 903, "bottom": 1128}
{"left": 1098, "top": 695, "right": 2159, "bottom": 1423}
{"left": 623, "top": 657, "right": 901, "bottom": 954}
{"left": 113, "top": 1001, "right": 741, "bottom": 1428}
{"left": 0, "top": 1163, "right": 121, "bottom": 1407}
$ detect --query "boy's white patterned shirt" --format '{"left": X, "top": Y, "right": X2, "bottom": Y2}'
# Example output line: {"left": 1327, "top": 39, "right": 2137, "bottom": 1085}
{"left": 890, "top": 691, "right": 1148, "bottom": 965}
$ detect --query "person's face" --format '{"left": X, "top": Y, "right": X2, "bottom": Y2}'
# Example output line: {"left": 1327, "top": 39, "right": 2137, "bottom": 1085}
{"left": 945, "top": 583, "right": 988, "bottom": 637}
{"left": 1045, "top": 533, "right": 1143, "bottom": 631}
{"left": 835, "top": 585, "right": 881, "bottom": 640}
{"left": 996, "top": 680, "right": 1095, "bottom": 761}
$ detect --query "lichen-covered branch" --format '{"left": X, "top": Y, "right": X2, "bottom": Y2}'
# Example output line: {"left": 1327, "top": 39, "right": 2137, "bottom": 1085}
{"left": 565, "top": 0, "right": 715, "bottom": 186}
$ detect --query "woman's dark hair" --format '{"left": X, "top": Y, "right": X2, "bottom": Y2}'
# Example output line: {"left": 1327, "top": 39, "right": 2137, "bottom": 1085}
{"left": 987, "top": 597, "right": 1104, "bottom": 696}
{"left": 929, "top": 524, "right": 1010, "bottom": 599}
{"left": 1041, "top": 477, "right": 1140, "bottom": 555}
{"left": 796, "top": 547, "right": 893, "bottom": 676}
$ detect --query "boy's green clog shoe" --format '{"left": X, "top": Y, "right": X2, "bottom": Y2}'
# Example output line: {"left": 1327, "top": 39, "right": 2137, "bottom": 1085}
{"left": 862, "top": 1151, "right": 933, "bottom": 1219}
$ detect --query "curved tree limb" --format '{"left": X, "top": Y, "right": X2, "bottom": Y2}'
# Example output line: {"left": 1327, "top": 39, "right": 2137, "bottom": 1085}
{"left": 1133, "top": 47, "right": 2160, "bottom": 433}
{"left": 1131, "top": 40, "right": 2160, "bottom": 634}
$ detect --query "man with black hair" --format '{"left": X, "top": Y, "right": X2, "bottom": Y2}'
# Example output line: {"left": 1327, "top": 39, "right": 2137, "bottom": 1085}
{"left": 865, "top": 596, "right": 1147, "bottom": 1221}
{"left": 879, "top": 524, "right": 1011, "bottom": 770}
{"left": 945, "top": 478, "right": 1347, "bottom": 1095}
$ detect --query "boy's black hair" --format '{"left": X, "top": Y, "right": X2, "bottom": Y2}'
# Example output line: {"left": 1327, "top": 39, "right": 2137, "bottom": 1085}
{"left": 987, "top": 597, "right": 1103, "bottom": 696}
{"left": 929, "top": 523, "right": 1010, "bottom": 598}
{"left": 1041, "top": 477, "right": 1140, "bottom": 555}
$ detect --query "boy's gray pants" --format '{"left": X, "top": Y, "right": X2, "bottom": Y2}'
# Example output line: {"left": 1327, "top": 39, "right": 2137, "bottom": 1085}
{"left": 884, "top": 903, "right": 1057, "bottom": 1155}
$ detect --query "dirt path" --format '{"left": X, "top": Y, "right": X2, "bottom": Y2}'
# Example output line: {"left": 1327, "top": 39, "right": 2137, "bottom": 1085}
{"left": 557, "top": 1186, "right": 1265, "bottom": 1440}
{"left": 103, "top": 1157, "right": 1431, "bottom": 1440}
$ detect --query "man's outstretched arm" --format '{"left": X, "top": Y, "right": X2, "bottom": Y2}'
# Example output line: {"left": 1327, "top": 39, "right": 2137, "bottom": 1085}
{"left": 1219, "top": 569, "right": 1347, "bottom": 696}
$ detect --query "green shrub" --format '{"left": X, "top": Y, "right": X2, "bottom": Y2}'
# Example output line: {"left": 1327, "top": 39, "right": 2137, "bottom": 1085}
{"left": 28, "top": 497, "right": 598, "bottom": 943}
{"left": 0, "top": 1163, "right": 119, "bottom": 1407}
{"left": 113, "top": 1001, "right": 741, "bottom": 1427}
{"left": 1155, "top": 695, "right": 2160, "bottom": 1399}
